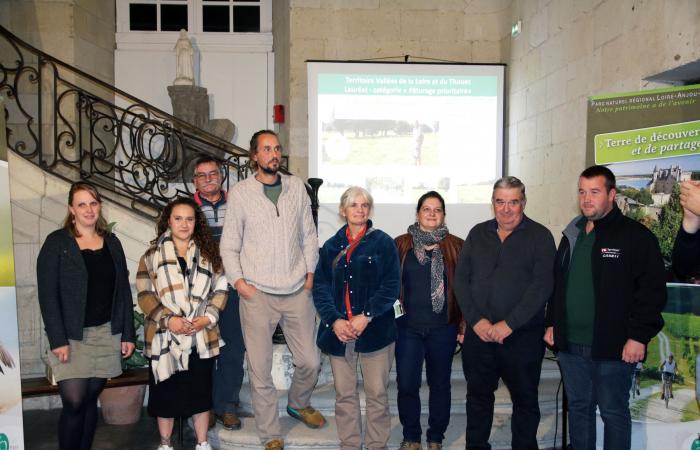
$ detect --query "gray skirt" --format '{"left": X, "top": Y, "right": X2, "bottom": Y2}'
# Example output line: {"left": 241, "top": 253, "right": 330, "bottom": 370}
{"left": 47, "top": 322, "right": 122, "bottom": 382}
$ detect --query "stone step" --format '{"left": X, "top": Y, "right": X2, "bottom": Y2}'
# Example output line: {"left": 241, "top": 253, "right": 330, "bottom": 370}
{"left": 237, "top": 377, "right": 563, "bottom": 418}
{"left": 208, "top": 411, "right": 563, "bottom": 450}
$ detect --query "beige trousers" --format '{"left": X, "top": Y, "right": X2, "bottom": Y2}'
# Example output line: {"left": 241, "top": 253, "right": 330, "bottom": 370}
{"left": 329, "top": 342, "right": 395, "bottom": 450}
{"left": 239, "top": 287, "right": 321, "bottom": 443}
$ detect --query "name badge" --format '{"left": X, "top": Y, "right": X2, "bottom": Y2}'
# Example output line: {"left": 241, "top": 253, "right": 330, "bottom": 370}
{"left": 393, "top": 299, "right": 405, "bottom": 318}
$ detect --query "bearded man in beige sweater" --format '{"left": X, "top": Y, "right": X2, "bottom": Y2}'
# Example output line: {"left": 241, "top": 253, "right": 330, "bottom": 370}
{"left": 220, "top": 130, "right": 325, "bottom": 450}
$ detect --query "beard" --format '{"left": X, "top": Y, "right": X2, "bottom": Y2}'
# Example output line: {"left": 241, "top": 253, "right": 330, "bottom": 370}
{"left": 260, "top": 164, "right": 279, "bottom": 175}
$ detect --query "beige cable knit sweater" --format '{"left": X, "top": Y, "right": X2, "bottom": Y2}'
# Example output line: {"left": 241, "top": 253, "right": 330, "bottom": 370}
{"left": 220, "top": 173, "right": 319, "bottom": 295}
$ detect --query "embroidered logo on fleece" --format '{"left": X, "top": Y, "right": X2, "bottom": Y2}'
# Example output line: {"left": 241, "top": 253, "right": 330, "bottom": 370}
{"left": 601, "top": 247, "right": 621, "bottom": 259}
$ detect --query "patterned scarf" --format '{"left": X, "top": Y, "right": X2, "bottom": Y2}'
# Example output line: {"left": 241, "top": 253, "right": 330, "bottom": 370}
{"left": 408, "top": 222, "right": 448, "bottom": 313}
{"left": 149, "top": 230, "right": 220, "bottom": 383}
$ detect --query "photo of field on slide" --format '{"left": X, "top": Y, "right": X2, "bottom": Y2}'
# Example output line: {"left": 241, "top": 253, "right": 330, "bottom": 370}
{"left": 321, "top": 119, "right": 440, "bottom": 167}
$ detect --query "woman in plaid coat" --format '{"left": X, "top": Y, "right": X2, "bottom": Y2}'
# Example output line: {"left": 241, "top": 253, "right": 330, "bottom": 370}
{"left": 137, "top": 197, "right": 228, "bottom": 450}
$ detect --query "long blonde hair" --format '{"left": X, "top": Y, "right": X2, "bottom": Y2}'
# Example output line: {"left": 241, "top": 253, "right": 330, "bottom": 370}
{"left": 62, "top": 182, "right": 109, "bottom": 237}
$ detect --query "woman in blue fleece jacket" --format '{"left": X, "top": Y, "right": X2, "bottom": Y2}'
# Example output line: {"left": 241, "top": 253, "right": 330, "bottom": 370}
{"left": 313, "top": 186, "right": 400, "bottom": 450}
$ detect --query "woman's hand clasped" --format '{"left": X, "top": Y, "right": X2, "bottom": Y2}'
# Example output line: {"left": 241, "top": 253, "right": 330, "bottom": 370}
{"left": 167, "top": 315, "right": 192, "bottom": 335}
{"left": 168, "top": 315, "right": 211, "bottom": 336}
{"left": 333, "top": 319, "right": 359, "bottom": 343}
{"left": 190, "top": 316, "right": 211, "bottom": 334}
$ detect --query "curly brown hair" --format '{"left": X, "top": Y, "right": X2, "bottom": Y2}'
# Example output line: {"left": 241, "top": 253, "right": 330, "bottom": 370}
{"left": 151, "top": 197, "right": 223, "bottom": 273}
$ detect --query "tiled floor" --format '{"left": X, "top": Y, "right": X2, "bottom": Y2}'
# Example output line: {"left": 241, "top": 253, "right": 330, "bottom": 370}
{"left": 22, "top": 408, "right": 197, "bottom": 450}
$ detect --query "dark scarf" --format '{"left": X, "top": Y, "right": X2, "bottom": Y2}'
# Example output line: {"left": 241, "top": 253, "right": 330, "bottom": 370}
{"left": 408, "top": 222, "right": 448, "bottom": 313}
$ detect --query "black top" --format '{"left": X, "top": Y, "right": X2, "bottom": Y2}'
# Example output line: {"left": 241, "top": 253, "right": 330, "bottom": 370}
{"left": 177, "top": 256, "right": 189, "bottom": 279}
{"left": 672, "top": 226, "right": 700, "bottom": 281}
{"left": 454, "top": 215, "right": 556, "bottom": 331}
{"left": 82, "top": 245, "right": 116, "bottom": 327}
{"left": 400, "top": 250, "right": 448, "bottom": 328}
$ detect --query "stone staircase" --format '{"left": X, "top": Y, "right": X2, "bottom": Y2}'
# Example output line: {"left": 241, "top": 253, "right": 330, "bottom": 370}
{"left": 207, "top": 348, "right": 564, "bottom": 450}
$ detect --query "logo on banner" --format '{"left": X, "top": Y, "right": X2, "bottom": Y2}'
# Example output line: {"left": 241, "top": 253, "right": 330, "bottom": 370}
{"left": 0, "top": 433, "right": 9, "bottom": 450}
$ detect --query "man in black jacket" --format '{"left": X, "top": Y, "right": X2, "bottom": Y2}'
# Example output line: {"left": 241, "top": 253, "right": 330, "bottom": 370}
{"left": 544, "top": 165, "right": 666, "bottom": 450}
{"left": 455, "top": 176, "right": 555, "bottom": 450}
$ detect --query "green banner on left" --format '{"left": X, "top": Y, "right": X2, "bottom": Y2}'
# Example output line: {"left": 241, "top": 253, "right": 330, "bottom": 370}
{"left": 594, "top": 120, "right": 700, "bottom": 164}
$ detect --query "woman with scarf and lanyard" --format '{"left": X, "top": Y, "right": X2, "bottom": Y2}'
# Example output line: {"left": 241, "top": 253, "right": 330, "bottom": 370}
{"left": 393, "top": 191, "right": 465, "bottom": 450}
{"left": 136, "top": 198, "right": 228, "bottom": 450}
{"left": 313, "top": 186, "right": 400, "bottom": 450}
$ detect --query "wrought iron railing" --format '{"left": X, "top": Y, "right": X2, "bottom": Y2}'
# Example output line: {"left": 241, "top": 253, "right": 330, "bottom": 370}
{"left": 0, "top": 25, "right": 291, "bottom": 218}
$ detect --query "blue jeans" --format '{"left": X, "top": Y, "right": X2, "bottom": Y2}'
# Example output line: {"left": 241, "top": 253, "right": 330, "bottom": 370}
{"left": 461, "top": 327, "right": 544, "bottom": 450}
{"left": 212, "top": 287, "right": 246, "bottom": 415}
{"left": 395, "top": 324, "right": 457, "bottom": 444}
{"left": 557, "top": 344, "right": 635, "bottom": 450}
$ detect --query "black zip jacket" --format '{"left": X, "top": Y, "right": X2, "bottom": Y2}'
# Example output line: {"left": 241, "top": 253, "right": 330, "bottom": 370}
{"left": 672, "top": 225, "right": 700, "bottom": 280}
{"left": 545, "top": 206, "right": 666, "bottom": 359}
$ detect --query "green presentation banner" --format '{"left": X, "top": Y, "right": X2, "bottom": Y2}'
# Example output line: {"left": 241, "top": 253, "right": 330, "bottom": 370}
{"left": 586, "top": 85, "right": 700, "bottom": 444}
{"left": 0, "top": 96, "right": 24, "bottom": 449}
{"left": 587, "top": 84, "right": 700, "bottom": 165}
{"left": 595, "top": 120, "right": 700, "bottom": 164}
{"left": 318, "top": 73, "right": 497, "bottom": 96}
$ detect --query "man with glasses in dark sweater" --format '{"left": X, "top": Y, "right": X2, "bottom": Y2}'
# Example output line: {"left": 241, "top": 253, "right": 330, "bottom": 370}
{"left": 192, "top": 155, "right": 245, "bottom": 431}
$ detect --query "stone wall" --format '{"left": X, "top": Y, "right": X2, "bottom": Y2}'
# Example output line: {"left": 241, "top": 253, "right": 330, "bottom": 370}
{"left": 273, "top": 0, "right": 292, "bottom": 154}
{"left": 8, "top": 152, "right": 153, "bottom": 379}
{"left": 275, "top": 0, "right": 512, "bottom": 178}
{"left": 2, "top": 0, "right": 116, "bottom": 84}
{"left": 505, "top": 0, "right": 700, "bottom": 233}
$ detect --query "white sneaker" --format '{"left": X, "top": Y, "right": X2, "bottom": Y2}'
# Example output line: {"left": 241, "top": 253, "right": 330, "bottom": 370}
{"left": 157, "top": 445, "right": 174, "bottom": 450}
{"left": 195, "top": 442, "right": 212, "bottom": 450}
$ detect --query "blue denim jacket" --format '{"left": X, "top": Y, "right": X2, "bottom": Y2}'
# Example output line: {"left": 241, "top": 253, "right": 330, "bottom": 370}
{"left": 313, "top": 221, "right": 400, "bottom": 357}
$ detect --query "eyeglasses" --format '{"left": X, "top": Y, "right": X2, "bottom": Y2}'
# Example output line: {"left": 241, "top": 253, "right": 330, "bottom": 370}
{"left": 493, "top": 199, "right": 524, "bottom": 208}
{"left": 193, "top": 170, "right": 221, "bottom": 181}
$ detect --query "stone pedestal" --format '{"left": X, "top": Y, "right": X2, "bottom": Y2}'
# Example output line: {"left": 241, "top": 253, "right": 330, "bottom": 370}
{"left": 270, "top": 344, "right": 333, "bottom": 390}
{"left": 167, "top": 85, "right": 209, "bottom": 129}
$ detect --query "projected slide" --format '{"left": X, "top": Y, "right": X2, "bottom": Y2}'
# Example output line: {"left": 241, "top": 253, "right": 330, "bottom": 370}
{"left": 309, "top": 62, "right": 504, "bottom": 205}
{"left": 308, "top": 62, "right": 505, "bottom": 240}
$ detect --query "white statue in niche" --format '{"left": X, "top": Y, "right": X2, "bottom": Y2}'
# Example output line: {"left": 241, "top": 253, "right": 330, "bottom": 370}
{"left": 174, "top": 29, "right": 194, "bottom": 86}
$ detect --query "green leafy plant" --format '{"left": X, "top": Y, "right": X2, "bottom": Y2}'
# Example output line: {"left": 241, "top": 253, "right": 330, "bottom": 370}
{"left": 123, "top": 309, "right": 148, "bottom": 370}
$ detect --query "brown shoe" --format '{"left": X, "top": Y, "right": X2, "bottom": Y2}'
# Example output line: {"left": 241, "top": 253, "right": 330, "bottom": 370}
{"left": 399, "top": 441, "right": 421, "bottom": 450}
{"left": 207, "top": 410, "right": 216, "bottom": 429}
{"left": 264, "top": 439, "right": 284, "bottom": 450}
{"left": 216, "top": 411, "right": 242, "bottom": 430}
{"left": 427, "top": 442, "right": 442, "bottom": 450}
{"left": 286, "top": 406, "right": 326, "bottom": 429}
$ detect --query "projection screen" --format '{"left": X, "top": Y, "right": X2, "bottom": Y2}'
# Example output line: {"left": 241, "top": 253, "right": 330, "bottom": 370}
{"left": 308, "top": 61, "right": 505, "bottom": 242}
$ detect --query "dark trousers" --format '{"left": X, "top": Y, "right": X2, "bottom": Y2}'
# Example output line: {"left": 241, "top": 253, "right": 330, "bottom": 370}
{"left": 557, "top": 343, "right": 634, "bottom": 450}
{"left": 395, "top": 323, "right": 458, "bottom": 444}
{"left": 212, "top": 286, "right": 246, "bottom": 415}
{"left": 461, "top": 327, "right": 545, "bottom": 450}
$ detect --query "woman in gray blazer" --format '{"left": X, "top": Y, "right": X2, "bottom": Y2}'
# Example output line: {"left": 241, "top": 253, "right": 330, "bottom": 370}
{"left": 37, "top": 182, "right": 135, "bottom": 450}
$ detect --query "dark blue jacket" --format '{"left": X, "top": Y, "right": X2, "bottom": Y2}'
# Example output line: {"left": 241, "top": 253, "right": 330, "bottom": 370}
{"left": 37, "top": 229, "right": 136, "bottom": 349}
{"left": 313, "top": 222, "right": 400, "bottom": 357}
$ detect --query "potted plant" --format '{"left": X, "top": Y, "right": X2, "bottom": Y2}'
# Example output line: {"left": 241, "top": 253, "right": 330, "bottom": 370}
{"left": 99, "top": 308, "right": 149, "bottom": 425}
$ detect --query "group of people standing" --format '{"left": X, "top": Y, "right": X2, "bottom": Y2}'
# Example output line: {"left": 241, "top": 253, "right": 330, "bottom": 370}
{"left": 37, "top": 128, "right": 679, "bottom": 450}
